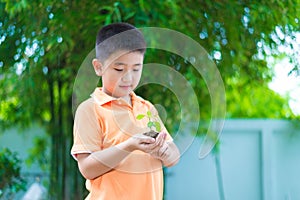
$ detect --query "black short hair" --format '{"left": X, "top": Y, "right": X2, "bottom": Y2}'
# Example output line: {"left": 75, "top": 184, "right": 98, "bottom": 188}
{"left": 95, "top": 23, "right": 146, "bottom": 61}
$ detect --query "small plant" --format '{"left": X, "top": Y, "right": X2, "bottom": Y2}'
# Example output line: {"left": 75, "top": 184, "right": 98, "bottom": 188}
{"left": 136, "top": 110, "right": 161, "bottom": 138}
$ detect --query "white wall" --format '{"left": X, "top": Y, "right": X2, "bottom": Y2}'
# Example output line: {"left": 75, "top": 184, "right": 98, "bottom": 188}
{"left": 165, "top": 119, "right": 300, "bottom": 200}
{"left": 1, "top": 120, "right": 299, "bottom": 200}
{"left": 0, "top": 125, "right": 48, "bottom": 175}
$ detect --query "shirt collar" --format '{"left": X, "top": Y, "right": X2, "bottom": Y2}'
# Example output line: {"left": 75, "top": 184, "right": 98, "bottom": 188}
{"left": 90, "top": 87, "right": 145, "bottom": 106}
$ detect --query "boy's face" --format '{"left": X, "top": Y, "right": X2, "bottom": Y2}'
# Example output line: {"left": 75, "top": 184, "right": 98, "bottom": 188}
{"left": 95, "top": 51, "right": 144, "bottom": 100}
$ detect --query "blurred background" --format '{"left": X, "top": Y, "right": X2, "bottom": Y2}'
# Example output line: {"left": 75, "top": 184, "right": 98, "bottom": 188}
{"left": 0, "top": 1, "right": 299, "bottom": 199}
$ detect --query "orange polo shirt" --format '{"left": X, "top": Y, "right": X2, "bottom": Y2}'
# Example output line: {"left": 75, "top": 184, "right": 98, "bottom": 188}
{"left": 71, "top": 88, "right": 172, "bottom": 200}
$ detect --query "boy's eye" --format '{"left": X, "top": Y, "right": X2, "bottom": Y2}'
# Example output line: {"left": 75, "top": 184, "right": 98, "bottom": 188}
{"left": 114, "top": 68, "right": 123, "bottom": 72}
{"left": 133, "top": 69, "right": 140, "bottom": 72}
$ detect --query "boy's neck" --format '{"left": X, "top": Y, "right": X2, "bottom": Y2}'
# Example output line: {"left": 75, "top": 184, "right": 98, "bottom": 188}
{"left": 102, "top": 88, "right": 132, "bottom": 106}
{"left": 121, "top": 95, "right": 132, "bottom": 106}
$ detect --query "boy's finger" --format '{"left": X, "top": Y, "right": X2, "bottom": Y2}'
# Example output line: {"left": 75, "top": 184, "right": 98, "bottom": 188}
{"left": 160, "top": 144, "right": 168, "bottom": 157}
{"left": 140, "top": 137, "right": 155, "bottom": 144}
{"left": 159, "top": 132, "right": 167, "bottom": 139}
{"left": 134, "top": 133, "right": 154, "bottom": 140}
{"left": 156, "top": 132, "right": 166, "bottom": 145}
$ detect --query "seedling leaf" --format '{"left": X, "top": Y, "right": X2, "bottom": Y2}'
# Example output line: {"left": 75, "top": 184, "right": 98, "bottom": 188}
{"left": 146, "top": 111, "right": 152, "bottom": 118}
{"left": 154, "top": 122, "right": 161, "bottom": 132}
{"left": 147, "top": 121, "right": 154, "bottom": 129}
{"left": 136, "top": 114, "right": 145, "bottom": 120}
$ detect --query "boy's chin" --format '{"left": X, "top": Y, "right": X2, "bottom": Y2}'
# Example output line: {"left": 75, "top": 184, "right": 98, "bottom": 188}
{"left": 119, "top": 86, "right": 136, "bottom": 93}
{"left": 112, "top": 89, "right": 132, "bottom": 98}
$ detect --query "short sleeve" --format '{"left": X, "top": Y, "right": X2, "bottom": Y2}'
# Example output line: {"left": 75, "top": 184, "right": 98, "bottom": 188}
{"left": 71, "top": 99, "right": 102, "bottom": 160}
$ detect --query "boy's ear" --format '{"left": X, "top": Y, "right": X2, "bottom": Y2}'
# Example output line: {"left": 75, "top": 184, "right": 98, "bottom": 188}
{"left": 92, "top": 59, "right": 103, "bottom": 76}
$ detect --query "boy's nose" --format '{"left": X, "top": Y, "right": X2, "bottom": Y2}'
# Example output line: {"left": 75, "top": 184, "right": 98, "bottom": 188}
{"left": 122, "top": 71, "right": 132, "bottom": 82}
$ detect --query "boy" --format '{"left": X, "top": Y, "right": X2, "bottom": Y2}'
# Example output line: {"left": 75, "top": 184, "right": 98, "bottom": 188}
{"left": 71, "top": 23, "right": 180, "bottom": 200}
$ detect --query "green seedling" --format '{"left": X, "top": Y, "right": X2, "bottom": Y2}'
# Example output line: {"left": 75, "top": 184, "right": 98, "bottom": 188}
{"left": 136, "top": 110, "right": 161, "bottom": 138}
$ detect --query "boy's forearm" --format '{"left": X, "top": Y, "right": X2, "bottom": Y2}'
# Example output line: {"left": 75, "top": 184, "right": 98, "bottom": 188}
{"left": 77, "top": 135, "right": 156, "bottom": 180}
{"left": 77, "top": 141, "right": 132, "bottom": 180}
{"left": 161, "top": 141, "right": 180, "bottom": 167}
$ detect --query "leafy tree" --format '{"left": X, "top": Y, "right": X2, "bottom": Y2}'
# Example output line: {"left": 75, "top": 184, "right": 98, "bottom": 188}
{"left": 0, "top": 0, "right": 299, "bottom": 199}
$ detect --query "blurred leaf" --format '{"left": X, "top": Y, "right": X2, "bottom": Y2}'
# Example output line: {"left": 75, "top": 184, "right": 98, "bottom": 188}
{"left": 146, "top": 110, "right": 152, "bottom": 118}
{"left": 154, "top": 121, "right": 161, "bottom": 132}
{"left": 136, "top": 114, "right": 145, "bottom": 120}
{"left": 0, "top": 148, "right": 26, "bottom": 199}
{"left": 147, "top": 121, "right": 154, "bottom": 129}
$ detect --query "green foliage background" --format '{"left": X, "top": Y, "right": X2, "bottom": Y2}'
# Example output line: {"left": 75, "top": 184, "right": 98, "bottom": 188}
{"left": 0, "top": 0, "right": 299, "bottom": 199}
{"left": 0, "top": 148, "right": 26, "bottom": 200}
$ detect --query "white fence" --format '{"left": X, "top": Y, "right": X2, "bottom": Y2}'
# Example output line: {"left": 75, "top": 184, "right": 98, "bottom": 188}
{"left": 1, "top": 120, "right": 299, "bottom": 200}
{"left": 165, "top": 119, "right": 300, "bottom": 200}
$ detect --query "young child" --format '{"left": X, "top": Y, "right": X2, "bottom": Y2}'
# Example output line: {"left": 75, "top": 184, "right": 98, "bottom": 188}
{"left": 71, "top": 22, "right": 180, "bottom": 200}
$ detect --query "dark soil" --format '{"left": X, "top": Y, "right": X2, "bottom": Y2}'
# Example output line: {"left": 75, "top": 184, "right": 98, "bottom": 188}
{"left": 143, "top": 130, "right": 159, "bottom": 138}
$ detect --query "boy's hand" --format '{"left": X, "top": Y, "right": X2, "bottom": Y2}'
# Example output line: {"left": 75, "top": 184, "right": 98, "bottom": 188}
{"left": 150, "top": 142, "right": 169, "bottom": 160}
{"left": 125, "top": 132, "right": 179, "bottom": 167}
{"left": 125, "top": 133, "right": 156, "bottom": 153}
{"left": 148, "top": 132, "right": 169, "bottom": 159}
{"left": 125, "top": 132, "right": 166, "bottom": 154}
{"left": 148, "top": 132, "right": 180, "bottom": 167}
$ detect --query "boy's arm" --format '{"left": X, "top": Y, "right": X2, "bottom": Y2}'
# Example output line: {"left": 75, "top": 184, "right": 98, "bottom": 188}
{"left": 161, "top": 141, "right": 180, "bottom": 167}
{"left": 76, "top": 134, "right": 157, "bottom": 180}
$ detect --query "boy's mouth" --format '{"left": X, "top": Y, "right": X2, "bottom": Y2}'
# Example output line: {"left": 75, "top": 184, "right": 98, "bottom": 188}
{"left": 119, "top": 85, "right": 132, "bottom": 89}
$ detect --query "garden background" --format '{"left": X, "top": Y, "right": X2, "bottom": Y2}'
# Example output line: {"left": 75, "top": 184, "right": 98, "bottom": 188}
{"left": 0, "top": 1, "right": 299, "bottom": 199}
